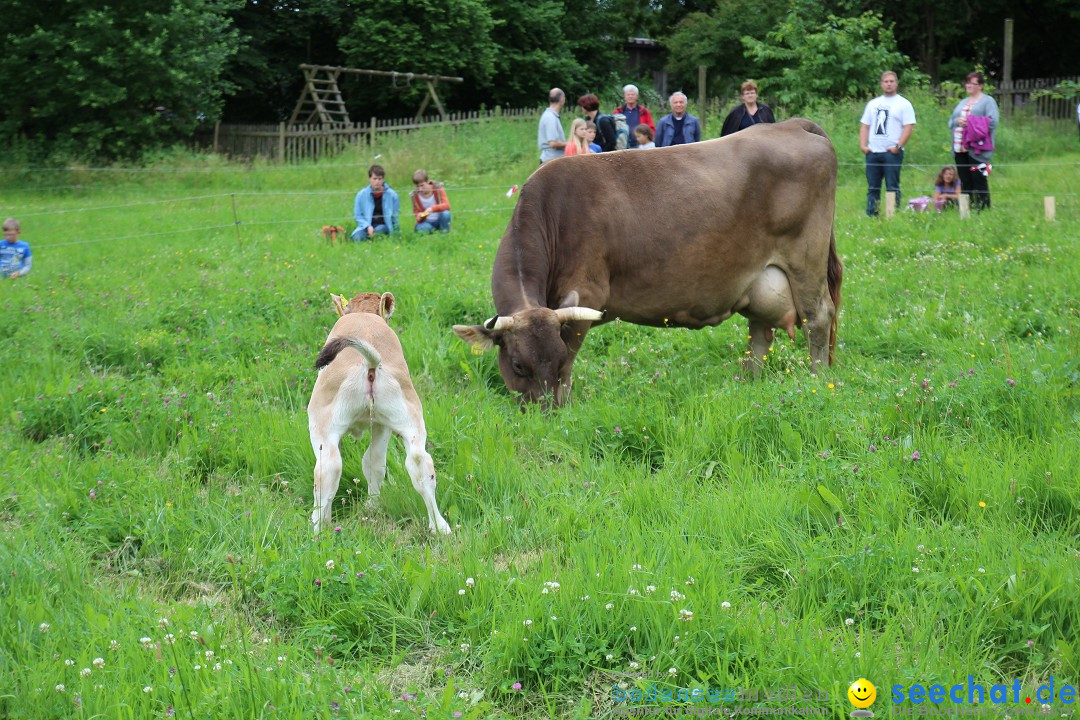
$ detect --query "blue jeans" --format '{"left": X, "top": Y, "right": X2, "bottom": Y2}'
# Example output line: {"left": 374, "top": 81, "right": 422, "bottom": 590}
{"left": 865, "top": 150, "right": 903, "bottom": 216}
{"left": 415, "top": 211, "right": 451, "bottom": 233}
{"left": 351, "top": 224, "right": 390, "bottom": 241}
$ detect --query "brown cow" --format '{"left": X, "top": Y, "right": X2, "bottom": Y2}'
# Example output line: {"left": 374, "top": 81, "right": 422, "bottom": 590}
{"left": 453, "top": 118, "right": 843, "bottom": 405}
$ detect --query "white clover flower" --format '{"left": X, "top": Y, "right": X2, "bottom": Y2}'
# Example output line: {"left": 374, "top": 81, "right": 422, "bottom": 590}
{"left": 465, "top": 577, "right": 475, "bottom": 588}
{"left": 916, "top": 544, "right": 925, "bottom": 552}
{"left": 140, "top": 637, "right": 153, "bottom": 649}
{"left": 523, "top": 619, "right": 533, "bottom": 627}
{"left": 193, "top": 664, "right": 202, "bottom": 671}
{"left": 159, "top": 618, "right": 170, "bottom": 628}
{"left": 541, "top": 587, "right": 549, "bottom": 595}
{"left": 205, "top": 650, "right": 215, "bottom": 659}
{"left": 912, "top": 567, "right": 920, "bottom": 573}
{"left": 39, "top": 623, "right": 50, "bottom": 633}
{"left": 550, "top": 615, "right": 558, "bottom": 621}
{"left": 606, "top": 654, "right": 614, "bottom": 661}
{"left": 458, "top": 589, "right": 466, "bottom": 596}
{"left": 668, "top": 667, "right": 677, "bottom": 677}
{"left": 80, "top": 668, "right": 91, "bottom": 678}
{"left": 631, "top": 564, "right": 643, "bottom": 571}
{"left": 326, "top": 560, "right": 335, "bottom": 570}
{"left": 65, "top": 659, "right": 74, "bottom": 667}
{"left": 628, "top": 588, "right": 639, "bottom": 596}
{"left": 855, "top": 652, "right": 861, "bottom": 659}
{"left": 460, "top": 643, "right": 470, "bottom": 653}
{"left": 189, "top": 631, "right": 199, "bottom": 640}
{"left": 645, "top": 585, "right": 656, "bottom": 594}
{"left": 845, "top": 618, "right": 855, "bottom": 626}
{"left": 978, "top": 568, "right": 985, "bottom": 573}
{"left": 55, "top": 684, "right": 65, "bottom": 693}
{"left": 109, "top": 640, "right": 120, "bottom": 652}
{"left": 630, "top": 626, "right": 637, "bottom": 632}
{"left": 262, "top": 637, "right": 271, "bottom": 644}
{"left": 721, "top": 601, "right": 731, "bottom": 610}
{"left": 679, "top": 609, "right": 694, "bottom": 621}
{"left": 143, "top": 686, "right": 153, "bottom": 693}
{"left": 605, "top": 603, "right": 614, "bottom": 611}
{"left": 92, "top": 658, "right": 104, "bottom": 669}
{"left": 629, "top": 661, "right": 640, "bottom": 670}
{"left": 213, "top": 663, "right": 222, "bottom": 672}
{"left": 580, "top": 594, "right": 590, "bottom": 601}
{"left": 685, "top": 576, "right": 696, "bottom": 586}
{"left": 670, "top": 590, "right": 685, "bottom": 602}
{"left": 164, "top": 633, "right": 175, "bottom": 645}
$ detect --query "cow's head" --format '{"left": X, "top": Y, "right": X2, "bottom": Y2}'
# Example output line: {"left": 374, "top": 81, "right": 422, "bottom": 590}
{"left": 453, "top": 303, "right": 604, "bottom": 406}
{"left": 332, "top": 292, "right": 395, "bottom": 320}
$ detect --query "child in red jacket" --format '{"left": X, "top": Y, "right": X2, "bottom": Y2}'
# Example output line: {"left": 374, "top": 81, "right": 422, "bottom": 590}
{"left": 411, "top": 169, "right": 452, "bottom": 233}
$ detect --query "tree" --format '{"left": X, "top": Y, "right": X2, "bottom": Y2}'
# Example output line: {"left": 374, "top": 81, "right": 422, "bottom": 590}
{"left": 222, "top": 0, "right": 358, "bottom": 122}
{"left": 664, "top": 0, "right": 786, "bottom": 98}
{"left": 339, "top": 0, "right": 496, "bottom": 116}
{"left": 0, "top": 0, "right": 241, "bottom": 160}
{"left": 742, "top": 1, "right": 920, "bottom": 111}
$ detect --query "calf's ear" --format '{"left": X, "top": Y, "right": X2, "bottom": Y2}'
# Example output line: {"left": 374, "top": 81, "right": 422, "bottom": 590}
{"left": 452, "top": 325, "right": 497, "bottom": 352}
{"left": 331, "top": 294, "right": 348, "bottom": 317}
{"left": 379, "top": 292, "right": 396, "bottom": 320}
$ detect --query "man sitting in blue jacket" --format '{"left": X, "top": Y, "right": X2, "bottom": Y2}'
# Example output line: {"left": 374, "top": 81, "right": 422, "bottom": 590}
{"left": 352, "top": 164, "right": 400, "bottom": 240}
{"left": 655, "top": 92, "right": 702, "bottom": 147}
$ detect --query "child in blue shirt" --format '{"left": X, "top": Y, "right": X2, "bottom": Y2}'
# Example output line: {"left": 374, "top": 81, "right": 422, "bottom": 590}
{"left": 1, "top": 218, "right": 32, "bottom": 278}
{"left": 585, "top": 122, "right": 603, "bottom": 154}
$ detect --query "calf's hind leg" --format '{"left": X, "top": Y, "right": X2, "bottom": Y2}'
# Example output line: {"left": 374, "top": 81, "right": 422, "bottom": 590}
{"left": 311, "top": 435, "right": 343, "bottom": 532}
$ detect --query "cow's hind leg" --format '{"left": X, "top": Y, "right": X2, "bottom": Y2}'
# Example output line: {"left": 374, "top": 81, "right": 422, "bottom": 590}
{"left": 741, "top": 266, "right": 797, "bottom": 376}
{"left": 789, "top": 280, "right": 835, "bottom": 373}
{"left": 362, "top": 424, "right": 390, "bottom": 508}
{"left": 311, "top": 434, "right": 343, "bottom": 532}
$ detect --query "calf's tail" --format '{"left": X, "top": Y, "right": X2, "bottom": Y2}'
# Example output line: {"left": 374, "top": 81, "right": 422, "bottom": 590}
{"left": 315, "top": 336, "right": 382, "bottom": 370}
{"left": 827, "top": 229, "right": 843, "bottom": 365}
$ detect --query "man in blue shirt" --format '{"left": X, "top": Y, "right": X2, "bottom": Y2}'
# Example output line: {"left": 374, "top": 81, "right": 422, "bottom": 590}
{"left": 1, "top": 218, "right": 32, "bottom": 278}
{"left": 351, "top": 165, "right": 400, "bottom": 240}
{"left": 538, "top": 88, "right": 567, "bottom": 163}
{"left": 655, "top": 92, "right": 702, "bottom": 147}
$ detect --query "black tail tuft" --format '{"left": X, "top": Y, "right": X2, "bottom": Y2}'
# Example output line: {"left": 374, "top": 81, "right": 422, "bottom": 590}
{"left": 315, "top": 336, "right": 353, "bottom": 370}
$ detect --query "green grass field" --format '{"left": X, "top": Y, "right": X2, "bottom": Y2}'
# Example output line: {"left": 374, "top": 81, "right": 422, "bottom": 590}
{"left": 1, "top": 98, "right": 1077, "bottom": 719}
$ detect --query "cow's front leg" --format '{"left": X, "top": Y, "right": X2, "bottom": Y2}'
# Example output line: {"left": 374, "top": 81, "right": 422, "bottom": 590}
{"left": 556, "top": 321, "right": 593, "bottom": 405}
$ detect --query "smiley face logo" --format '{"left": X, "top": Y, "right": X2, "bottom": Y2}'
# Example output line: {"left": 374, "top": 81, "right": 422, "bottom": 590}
{"left": 848, "top": 679, "right": 877, "bottom": 711}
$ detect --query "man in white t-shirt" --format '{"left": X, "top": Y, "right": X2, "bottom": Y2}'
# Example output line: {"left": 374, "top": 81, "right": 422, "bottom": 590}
{"left": 858, "top": 71, "right": 916, "bottom": 217}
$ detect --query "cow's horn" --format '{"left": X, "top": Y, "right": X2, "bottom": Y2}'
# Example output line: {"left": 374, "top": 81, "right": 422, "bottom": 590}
{"left": 554, "top": 307, "right": 604, "bottom": 323}
{"left": 484, "top": 315, "right": 515, "bottom": 331}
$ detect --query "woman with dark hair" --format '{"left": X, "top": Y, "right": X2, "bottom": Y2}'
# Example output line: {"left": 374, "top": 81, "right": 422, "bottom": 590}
{"left": 948, "top": 71, "right": 999, "bottom": 210}
{"left": 720, "top": 81, "right": 776, "bottom": 137}
{"left": 576, "top": 94, "right": 616, "bottom": 152}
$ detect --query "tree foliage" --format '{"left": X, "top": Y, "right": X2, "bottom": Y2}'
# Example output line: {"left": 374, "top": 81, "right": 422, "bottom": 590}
{"left": 0, "top": 0, "right": 240, "bottom": 160}
{"left": 742, "top": 2, "right": 922, "bottom": 111}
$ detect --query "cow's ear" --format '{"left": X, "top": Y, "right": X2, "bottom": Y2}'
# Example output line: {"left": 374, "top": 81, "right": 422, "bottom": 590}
{"left": 453, "top": 324, "right": 497, "bottom": 352}
{"left": 558, "top": 290, "right": 580, "bottom": 308}
{"left": 331, "top": 294, "right": 347, "bottom": 317}
{"left": 379, "top": 292, "right": 396, "bottom": 320}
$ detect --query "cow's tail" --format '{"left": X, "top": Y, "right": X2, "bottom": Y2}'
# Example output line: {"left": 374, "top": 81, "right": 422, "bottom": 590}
{"left": 827, "top": 229, "right": 843, "bottom": 365}
{"left": 315, "top": 336, "right": 381, "bottom": 371}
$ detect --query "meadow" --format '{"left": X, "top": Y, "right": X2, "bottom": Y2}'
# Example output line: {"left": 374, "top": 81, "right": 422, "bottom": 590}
{"left": 0, "top": 95, "right": 1077, "bottom": 719}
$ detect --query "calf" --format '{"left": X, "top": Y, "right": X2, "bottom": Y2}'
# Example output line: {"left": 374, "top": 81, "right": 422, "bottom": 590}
{"left": 308, "top": 291, "right": 451, "bottom": 534}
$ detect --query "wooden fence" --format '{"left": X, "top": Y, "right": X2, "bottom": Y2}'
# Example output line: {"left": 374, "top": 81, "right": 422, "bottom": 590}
{"left": 194, "top": 106, "right": 540, "bottom": 163}
{"left": 997, "top": 76, "right": 1078, "bottom": 120}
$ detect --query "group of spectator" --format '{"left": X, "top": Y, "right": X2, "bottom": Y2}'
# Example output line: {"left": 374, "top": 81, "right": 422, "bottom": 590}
{"left": 351, "top": 164, "right": 452, "bottom": 240}
{"left": 859, "top": 70, "right": 999, "bottom": 216}
{"left": 539, "top": 84, "right": 720, "bottom": 163}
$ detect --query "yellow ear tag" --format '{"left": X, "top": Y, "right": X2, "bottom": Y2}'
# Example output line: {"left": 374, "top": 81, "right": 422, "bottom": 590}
{"left": 471, "top": 345, "right": 486, "bottom": 356}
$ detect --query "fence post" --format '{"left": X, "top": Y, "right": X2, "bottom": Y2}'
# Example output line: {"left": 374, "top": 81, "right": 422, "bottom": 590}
{"left": 369, "top": 116, "right": 376, "bottom": 148}
{"left": 1002, "top": 19, "right": 1014, "bottom": 117}
{"left": 958, "top": 194, "right": 971, "bottom": 219}
{"left": 698, "top": 65, "right": 707, "bottom": 136}
{"left": 213, "top": 121, "right": 221, "bottom": 154}
{"left": 1044, "top": 196, "right": 1056, "bottom": 221}
{"left": 885, "top": 192, "right": 896, "bottom": 219}
{"left": 278, "top": 122, "right": 286, "bottom": 162}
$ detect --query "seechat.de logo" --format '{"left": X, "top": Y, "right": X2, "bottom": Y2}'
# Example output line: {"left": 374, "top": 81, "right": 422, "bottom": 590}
{"left": 849, "top": 679, "right": 878, "bottom": 718}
